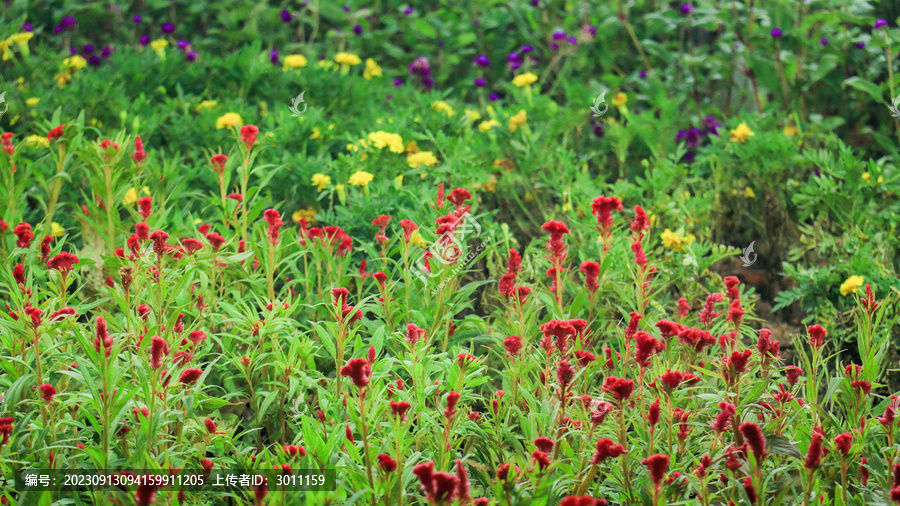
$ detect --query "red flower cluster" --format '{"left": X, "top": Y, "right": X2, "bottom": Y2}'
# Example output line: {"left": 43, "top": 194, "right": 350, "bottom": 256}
{"left": 94, "top": 316, "right": 114, "bottom": 358}
{"left": 131, "top": 135, "right": 147, "bottom": 164}
{"left": 240, "top": 125, "right": 259, "bottom": 150}
{"left": 38, "top": 383, "right": 57, "bottom": 403}
{"left": 634, "top": 331, "right": 665, "bottom": 368}
{"left": 371, "top": 215, "right": 390, "bottom": 245}
{"left": 47, "top": 125, "right": 65, "bottom": 141}
{"left": 808, "top": 324, "right": 827, "bottom": 349}
{"left": 263, "top": 209, "right": 283, "bottom": 244}
{"left": 541, "top": 220, "right": 569, "bottom": 263}
{"left": 601, "top": 376, "right": 634, "bottom": 403}
{"left": 340, "top": 358, "right": 372, "bottom": 389}
{"left": 498, "top": 249, "right": 522, "bottom": 297}
{"left": 13, "top": 222, "right": 33, "bottom": 249}
{"left": 580, "top": 260, "right": 600, "bottom": 294}
{"left": 413, "top": 461, "right": 460, "bottom": 505}
{"left": 46, "top": 252, "right": 79, "bottom": 273}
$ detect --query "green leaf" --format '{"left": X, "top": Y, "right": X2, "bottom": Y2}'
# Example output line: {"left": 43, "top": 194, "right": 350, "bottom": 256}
{"left": 842, "top": 77, "right": 884, "bottom": 103}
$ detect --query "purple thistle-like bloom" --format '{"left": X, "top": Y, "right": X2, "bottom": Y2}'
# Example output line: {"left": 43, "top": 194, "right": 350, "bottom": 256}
{"left": 354, "top": 24, "right": 362, "bottom": 35}
{"left": 521, "top": 44, "right": 534, "bottom": 53}
{"left": 22, "top": 22, "right": 33, "bottom": 32}
{"left": 531, "top": 0, "right": 539, "bottom": 5}
{"left": 404, "top": 7, "right": 413, "bottom": 15}
{"left": 770, "top": 27, "right": 783, "bottom": 38}
{"left": 856, "top": 42, "right": 866, "bottom": 49}
{"left": 393, "top": 78, "right": 403, "bottom": 88}
{"left": 101, "top": 45, "right": 112, "bottom": 58}
{"left": 140, "top": 35, "right": 150, "bottom": 45}
{"left": 489, "top": 93, "right": 499, "bottom": 101}
{"left": 703, "top": 115, "right": 721, "bottom": 136}
{"left": 552, "top": 30, "right": 567, "bottom": 40}
{"left": 62, "top": 16, "right": 77, "bottom": 30}
{"left": 474, "top": 78, "right": 486, "bottom": 87}
{"left": 507, "top": 52, "right": 523, "bottom": 69}
{"left": 874, "top": 19, "right": 889, "bottom": 29}
{"left": 639, "top": 70, "right": 647, "bottom": 78}
{"left": 281, "top": 9, "right": 292, "bottom": 22}
{"left": 581, "top": 24, "right": 597, "bottom": 40}
{"left": 409, "top": 56, "right": 431, "bottom": 76}
{"left": 567, "top": 36, "right": 577, "bottom": 45}
{"left": 820, "top": 38, "right": 828, "bottom": 46}
{"left": 54, "top": 25, "right": 64, "bottom": 34}
{"left": 133, "top": 15, "right": 143, "bottom": 23}
{"left": 186, "top": 51, "right": 197, "bottom": 62}
{"left": 68, "top": 47, "right": 77, "bottom": 55}
{"left": 83, "top": 44, "right": 94, "bottom": 54}
{"left": 161, "top": 23, "right": 175, "bottom": 34}
{"left": 270, "top": 49, "right": 279, "bottom": 64}
{"left": 88, "top": 55, "right": 101, "bottom": 66}
{"left": 680, "top": 4, "right": 694, "bottom": 14}
{"left": 343, "top": 5, "right": 350, "bottom": 12}
{"left": 421, "top": 76, "right": 434, "bottom": 90}
{"left": 177, "top": 40, "right": 189, "bottom": 50}
{"left": 474, "top": 55, "right": 489, "bottom": 67}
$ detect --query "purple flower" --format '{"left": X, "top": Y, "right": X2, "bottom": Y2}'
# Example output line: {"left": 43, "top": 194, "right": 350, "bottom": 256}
{"left": 177, "top": 40, "right": 189, "bottom": 50}
{"left": 101, "top": 45, "right": 112, "bottom": 58}
{"left": 354, "top": 24, "right": 362, "bottom": 35}
{"left": 68, "top": 47, "right": 77, "bottom": 55}
{"left": 404, "top": 7, "right": 413, "bottom": 15}
{"left": 507, "top": 52, "right": 523, "bottom": 70}
{"left": 186, "top": 51, "right": 197, "bottom": 62}
{"left": 409, "top": 56, "right": 431, "bottom": 76}
{"left": 820, "top": 38, "right": 828, "bottom": 46}
{"left": 281, "top": 10, "right": 292, "bottom": 23}
{"left": 856, "top": 42, "right": 866, "bottom": 49}
{"left": 133, "top": 15, "right": 143, "bottom": 23}
{"left": 140, "top": 35, "right": 150, "bottom": 45}
{"left": 639, "top": 70, "right": 647, "bottom": 79}
{"left": 474, "top": 55, "right": 489, "bottom": 67}
{"left": 62, "top": 16, "right": 77, "bottom": 30}
{"left": 531, "top": 0, "right": 539, "bottom": 6}
{"left": 88, "top": 56, "right": 101, "bottom": 66}
{"left": 521, "top": 45, "right": 534, "bottom": 53}
{"left": 770, "top": 28, "right": 782, "bottom": 38}
{"left": 83, "top": 44, "right": 94, "bottom": 54}
{"left": 473, "top": 19, "right": 480, "bottom": 26}
{"left": 567, "top": 36, "right": 577, "bottom": 45}
{"left": 683, "top": 153, "right": 695, "bottom": 163}
{"left": 475, "top": 78, "right": 486, "bottom": 87}
{"left": 489, "top": 93, "right": 499, "bottom": 101}
{"left": 874, "top": 19, "right": 889, "bottom": 30}
{"left": 590, "top": 119, "right": 605, "bottom": 138}
{"left": 552, "top": 43, "right": 559, "bottom": 51}
{"left": 343, "top": 5, "right": 350, "bottom": 12}
{"left": 162, "top": 23, "right": 175, "bottom": 34}
{"left": 54, "top": 25, "right": 63, "bottom": 34}
{"left": 270, "top": 49, "right": 279, "bottom": 64}
{"left": 393, "top": 78, "right": 403, "bottom": 88}
{"left": 552, "top": 30, "right": 567, "bottom": 40}
{"left": 422, "top": 76, "right": 434, "bottom": 89}
{"left": 702, "top": 115, "right": 721, "bottom": 136}
{"left": 22, "top": 22, "right": 33, "bottom": 32}
{"left": 581, "top": 24, "right": 597, "bottom": 41}
{"left": 680, "top": 4, "right": 694, "bottom": 14}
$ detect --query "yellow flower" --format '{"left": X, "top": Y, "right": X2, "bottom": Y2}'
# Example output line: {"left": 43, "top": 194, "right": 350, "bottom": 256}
{"left": 50, "top": 222, "right": 64, "bottom": 238}
{"left": 744, "top": 187, "right": 755, "bottom": 198}
{"left": 26, "top": 97, "right": 39, "bottom": 107}
{"left": 8, "top": 32, "right": 33, "bottom": 45}
{"left": 409, "top": 229, "right": 429, "bottom": 248}
{"left": 478, "top": 119, "right": 500, "bottom": 132}
{"left": 0, "top": 40, "right": 12, "bottom": 61}
{"left": 464, "top": 109, "right": 482, "bottom": 123}
{"left": 292, "top": 207, "right": 317, "bottom": 224}
{"left": 783, "top": 124, "right": 799, "bottom": 137}
{"left": 508, "top": 109, "right": 527, "bottom": 132}
{"left": 431, "top": 101, "right": 455, "bottom": 117}
{"left": 283, "top": 54, "right": 308, "bottom": 70}
{"left": 367, "top": 131, "right": 404, "bottom": 153}
{"left": 309, "top": 127, "right": 322, "bottom": 140}
{"left": 196, "top": 100, "right": 217, "bottom": 112}
{"left": 335, "top": 52, "right": 362, "bottom": 67}
{"left": 64, "top": 55, "right": 87, "bottom": 70}
{"left": 311, "top": 173, "right": 331, "bottom": 191}
{"left": 493, "top": 158, "right": 515, "bottom": 171}
{"left": 405, "top": 141, "right": 420, "bottom": 154}
{"left": 483, "top": 175, "right": 498, "bottom": 193}
{"left": 512, "top": 72, "right": 538, "bottom": 88}
{"left": 729, "top": 123, "right": 754, "bottom": 143}
{"left": 660, "top": 228, "right": 696, "bottom": 252}
{"left": 407, "top": 151, "right": 439, "bottom": 168}
{"left": 150, "top": 39, "right": 168, "bottom": 59}
{"left": 349, "top": 171, "right": 374, "bottom": 187}
{"left": 840, "top": 275, "right": 864, "bottom": 296}
{"left": 612, "top": 92, "right": 627, "bottom": 107}
{"left": 216, "top": 112, "right": 243, "bottom": 129}
{"left": 123, "top": 186, "right": 151, "bottom": 205}
{"left": 394, "top": 175, "right": 404, "bottom": 188}
{"left": 24, "top": 135, "right": 49, "bottom": 148}
{"left": 363, "top": 58, "right": 382, "bottom": 79}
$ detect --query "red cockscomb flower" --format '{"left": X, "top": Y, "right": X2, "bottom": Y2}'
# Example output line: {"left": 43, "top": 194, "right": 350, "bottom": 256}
{"left": 739, "top": 422, "right": 767, "bottom": 462}
{"left": 138, "top": 196, "right": 152, "bottom": 220}
{"left": 38, "top": 384, "right": 57, "bottom": 403}
{"left": 149, "top": 336, "right": 169, "bottom": 369}
{"left": 641, "top": 454, "right": 669, "bottom": 487}
{"left": 808, "top": 324, "right": 826, "bottom": 349}
{"left": 399, "top": 219, "right": 418, "bottom": 244}
{"left": 534, "top": 437, "right": 554, "bottom": 453}
{"left": 46, "top": 252, "right": 79, "bottom": 272}
{"left": 47, "top": 125, "right": 65, "bottom": 141}
{"left": 178, "top": 368, "right": 203, "bottom": 385}
{"left": 804, "top": 430, "right": 824, "bottom": 470}
{"left": 240, "top": 125, "right": 259, "bottom": 150}
{"left": 560, "top": 496, "right": 608, "bottom": 506}
{"left": 13, "top": 222, "right": 33, "bottom": 249}
{"left": 630, "top": 205, "right": 649, "bottom": 235}
{"left": 263, "top": 209, "right": 283, "bottom": 245}
{"left": 131, "top": 135, "right": 147, "bottom": 164}
{"left": 210, "top": 154, "right": 228, "bottom": 175}
{"left": 601, "top": 376, "right": 634, "bottom": 403}
{"left": 94, "top": 316, "right": 114, "bottom": 357}
{"left": 711, "top": 402, "right": 736, "bottom": 433}
{"left": 340, "top": 358, "right": 371, "bottom": 389}
{"left": 590, "top": 438, "right": 628, "bottom": 465}
{"left": 724, "top": 276, "right": 741, "bottom": 299}
{"left": 677, "top": 298, "right": 690, "bottom": 318}
{"left": 377, "top": 454, "right": 397, "bottom": 473}
{"left": 541, "top": 220, "right": 569, "bottom": 261}
{"left": 580, "top": 260, "right": 600, "bottom": 293}
{"left": 834, "top": 432, "right": 853, "bottom": 456}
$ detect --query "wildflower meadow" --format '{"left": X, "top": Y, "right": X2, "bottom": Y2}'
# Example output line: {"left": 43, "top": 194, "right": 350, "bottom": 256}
{"left": 1, "top": 1, "right": 900, "bottom": 505}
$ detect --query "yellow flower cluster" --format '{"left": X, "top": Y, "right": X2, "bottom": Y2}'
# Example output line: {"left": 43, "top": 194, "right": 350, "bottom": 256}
{"left": 363, "top": 59, "right": 382, "bottom": 79}
{"left": 349, "top": 170, "right": 374, "bottom": 186}
{"left": 478, "top": 120, "right": 500, "bottom": 132}
{"left": 660, "top": 228, "right": 696, "bottom": 252}
{"left": 512, "top": 72, "right": 538, "bottom": 88}
{"left": 283, "top": 54, "right": 308, "bottom": 70}
{"left": 292, "top": 207, "right": 317, "bottom": 224}
{"left": 196, "top": 100, "right": 218, "bottom": 112}
{"left": 216, "top": 113, "right": 243, "bottom": 129}
{"left": 508, "top": 110, "right": 527, "bottom": 132}
{"left": 367, "top": 131, "right": 404, "bottom": 153}
{"left": 2, "top": 32, "right": 33, "bottom": 60}
{"left": 311, "top": 173, "right": 331, "bottom": 191}
{"left": 407, "top": 151, "right": 439, "bottom": 168}
{"left": 431, "top": 101, "right": 455, "bottom": 117}
{"left": 612, "top": 92, "right": 627, "bottom": 107}
{"left": 729, "top": 123, "right": 754, "bottom": 143}
{"left": 25, "top": 135, "right": 49, "bottom": 148}
{"left": 335, "top": 52, "right": 362, "bottom": 67}
{"left": 840, "top": 275, "right": 864, "bottom": 296}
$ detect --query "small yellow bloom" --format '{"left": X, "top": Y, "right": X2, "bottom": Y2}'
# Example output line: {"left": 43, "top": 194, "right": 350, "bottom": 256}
{"left": 363, "top": 58, "right": 382, "bottom": 79}
{"left": 612, "top": 92, "right": 627, "bottom": 107}
{"left": 840, "top": 275, "right": 864, "bottom": 296}
{"left": 729, "top": 123, "right": 754, "bottom": 143}
{"left": 407, "top": 151, "right": 439, "bottom": 168}
{"left": 744, "top": 187, "right": 755, "bottom": 198}
{"left": 367, "top": 131, "right": 404, "bottom": 153}
{"left": 150, "top": 39, "right": 168, "bottom": 59}
{"left": 292, "top": 207, "right": 317, "bottom": 224}
{"left": 283, "top": 54, "right": 308, "bottom": 70}
{"left": 783, "top": 124, "right": 799, "bottom": 137}
{"left": 26, "top": 97, "right": 39, "bottom": 107}
{"left": 431, "top": 101, "right": 455, "bottom": 117}
{"left": 660, "top": 228, "right": 696, "bottom": 252}
{"left": 348, "top": 170, "right": 374, "bottom": 187}
{"left": 862, "top": 172, "right": 871, "bottom": 182}
{"left": 335, "top": 52, "right": 362, "bottom": 66}
{"left": 311, "top": 173, "right": 331, "bottom": 191}
{"left": 216, "top": 112, "right": 243, "bottom": 129}
{"left": 512, "top": 72, "right": 538, "bottom": 88}
{"left": 394, "top": 175, "right": 404, "bottom": 188}
{"left": 8, "top": 32, "right": 33, "bottom": 45}
{"left": 0, "top": 40, "right": 12, "bottom": 61}
{"left": 310, "top": 127, "right": 322, "bottom": 140}
{"left": 464, "top": 109, "right": 482, "bottom": 123}
{"left": 405, "top": 141, "right": 420, "bottom": 154}
{"left": 196, "top": 100, "right": 217, "bottom": 112}
{"left": 50, "top": 222, "right": 64, "bottom": 238}
{"left": 64, "top": 55, "right": 87, "bottom": 70}
{"left": 478, "top": 119, "right": 500, "bottom": 132}
{"left": 409, "top": 229, "right": 429, "bottom": 248}
{"left": 493, "top": 158, "right": 515, "bottom": 171}
{"left": 123, "top": 186, "right": 151, "bottom": 205}
{"left": 508, "top": 109, "right": 527, "bottom": 132}
{"left": 483, "top": 175, "right": 498, "bottom": 193}
{"left": 24, "top": 135, "right": 50, "bottom": 148}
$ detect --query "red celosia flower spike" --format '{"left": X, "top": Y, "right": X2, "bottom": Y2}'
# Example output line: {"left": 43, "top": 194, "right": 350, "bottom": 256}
{"left": 178, "top": 368, "right": 203, "bottom": 385}
{"left": 38, "top": 384, "right": 57, "bottom": 403}
{"left": 601, "top": 376, "right": 634, "bottom": 403}
{"left": 641, "top": 454, "right": 669, "bottom": 486}
{"left": 47, "top": 125, "right": 65, "bottom": 141}
{"left": 808, "top": 324, "right": 827, "bottom": 349}
{"left": 46, "top": 252, "right": 80, "bottom": 273}
{"left": 406, "top": 323, "right": 426, "bottom": 345}
{"left": 94, "top": 316, "right": 114, "bottom": 357}
{"left": 630, "top": 205, "right": 649, "bottom": 235}
{"left": 137, "top": 196, "right": 152, "bottom": 220}
{"left": 340, "top": 358, "right": 372, "bottom": 389}
{"left": 804, "top": 430, "right": 824, "bottom": 470}
{"left": 711, "top": 402, "right": 736, "bottom": 433}
{"left": 503, "top": 336, "right": 522, "bottom": 357}
{"left": 634, "top": 331, "right": 665, "bottom": 368}
{"left": 399, "top": 219, "right": 418, "bottom": 243}
{"left": 263, "top": 209, "right": 283, "bottom": 245}
{"left": 240, "top": 125, "right": 259, "bottom": 150}
{"left": 541, "top": 220, "right": 570, "bottom": 261}
{"left": 13, "top": 222, "right": 33, "bottom": 249}
{"left": 210, "top": 154, "right": 228, "bottom": 175}
{"left": 205, "top": 418, "right": 217, "bottom": 434}
{"left": 377, "top": 454, "right": 397, "bottom": 473}
{"left": 560, "top": 496, "right": 608, "bottom": 506}
{"left": 131, "top": 135, "right": 147, "bottom": 164}
{"left": 724, "top": 275, "right": 741, "bottom": 299}
{"left": 834, "top": 432, "right": 853, "bottom": 456}
{"left": 580, "top": 260, "right": 600, "bottom": 293}
{"left": 677, "top": 298, "right": 691, "bottom": 318}
{"left": 149, "top": 336, "right": 169, "bottom": 369}
{"left": 739, "top": 422, "right": 767, "bottom": 462}
{"left": 532, "top": 450, "right": 551, "bottom": 471}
